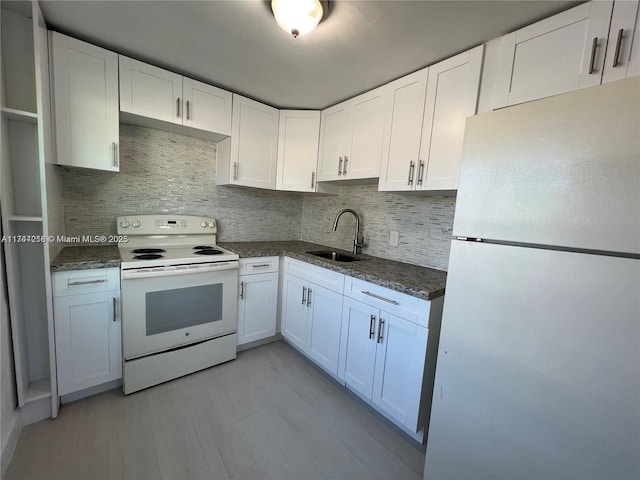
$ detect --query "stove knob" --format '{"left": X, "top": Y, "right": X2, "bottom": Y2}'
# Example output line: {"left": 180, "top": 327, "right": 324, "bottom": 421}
{"left": 207, "top": 221, "right": 215, "bottom": 228}
{"left": 120, "top": 220, "right": 130, "bottom": 228}
{"left": 200, "top": 220, "right": 207, "bottom": 228}
{"left": 132, "top": 220, "right": 141, "bottom": 228}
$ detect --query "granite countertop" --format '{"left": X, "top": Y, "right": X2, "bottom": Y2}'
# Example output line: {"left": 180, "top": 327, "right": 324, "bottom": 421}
{"left": 219, "top": 241, "right": 447, "bottom": 300}
{"left": 50, "top": 245, "right": 121, "bottom": 272}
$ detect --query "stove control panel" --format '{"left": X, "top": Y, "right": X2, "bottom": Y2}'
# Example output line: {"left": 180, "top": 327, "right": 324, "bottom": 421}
{"left": 117, "top": 215, "right": 218, "bottom": 235}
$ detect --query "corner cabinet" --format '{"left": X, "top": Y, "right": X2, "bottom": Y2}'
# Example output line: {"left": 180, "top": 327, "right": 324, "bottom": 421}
{"left": 217, "top": 94, "right": 279, "bottom": 189}
{"left": 119, "top": 55, "right": 232, "bottom": 138}
{"left": 50, "top": 32, "right": 119, "bottom": 171}
{"left": 491, "top": 1, "right": 635, "bottom": 108}
{"left": 378, "top": 45, "right": 483, "bottom": 192}
{"left": 281, "top": 258, "right": 344, "bottom": 376}
{"left": 276, "top": 110, "right": 320, "bottom": 192}
{"left": 237, "top": 257, "right": 279, "bottom": 346}
{"left": 52, "top": 269, "right": 122, "bottom": 398}
{"left": 317, "top": 85, "right": 388, "bottom": 182}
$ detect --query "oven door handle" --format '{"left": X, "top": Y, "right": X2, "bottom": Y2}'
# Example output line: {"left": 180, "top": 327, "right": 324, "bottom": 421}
{"left": 121, "top": 262, "right": 239, "bottom": 279}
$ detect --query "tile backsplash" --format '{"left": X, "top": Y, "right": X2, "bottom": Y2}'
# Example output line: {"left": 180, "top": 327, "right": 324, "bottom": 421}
{"left": 58, "top": 124, "right": 455, "bottom": 271}
{"left": 59, "top": 125, "right": 303, "bottom": 241}
{"left": 301, "top": 185, "right": 455, "bottom": 271}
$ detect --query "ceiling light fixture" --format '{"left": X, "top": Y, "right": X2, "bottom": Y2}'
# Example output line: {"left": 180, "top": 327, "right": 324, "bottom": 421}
{"left": 271, "top": 0, "right": 324, "bottom": 38}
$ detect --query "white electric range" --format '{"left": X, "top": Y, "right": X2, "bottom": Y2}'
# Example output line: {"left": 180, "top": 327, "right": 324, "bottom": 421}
{"left": 117, "top": 214, "right": 239, "bottom": 394}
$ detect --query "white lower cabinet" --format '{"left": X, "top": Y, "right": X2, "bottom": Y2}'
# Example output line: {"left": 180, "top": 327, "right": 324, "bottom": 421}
{"left": 237, "top": 257, "right": 279, "bottom": 346}
{"left": 52, "top": 268, "right": 121, "bottom": 397}
{"left": 280, "top": 257, "right": 344, "bottom": 376}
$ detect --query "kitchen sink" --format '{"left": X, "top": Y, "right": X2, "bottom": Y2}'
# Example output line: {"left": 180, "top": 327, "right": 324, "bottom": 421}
{"left": 307, "top": 250, "right": 361, "bottom": 262}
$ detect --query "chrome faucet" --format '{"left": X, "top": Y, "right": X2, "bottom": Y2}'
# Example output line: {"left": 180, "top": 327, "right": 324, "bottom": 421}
{"left": 332, "top": 209, "right": 364, "bottom": 255}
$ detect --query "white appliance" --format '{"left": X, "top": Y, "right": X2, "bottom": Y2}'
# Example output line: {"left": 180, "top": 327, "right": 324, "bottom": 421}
{"left": 424, "top": 78, "right": 639, "bottom": 479}
{"left": 117, "top": 215, "right": 239, "bottom": 394}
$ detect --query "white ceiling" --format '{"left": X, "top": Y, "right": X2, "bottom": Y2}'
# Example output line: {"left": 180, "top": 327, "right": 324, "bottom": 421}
{"left": 40, "top": 0, "right": 580, "bottom": 109}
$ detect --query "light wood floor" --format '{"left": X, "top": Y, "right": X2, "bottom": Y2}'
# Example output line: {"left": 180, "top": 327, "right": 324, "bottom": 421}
{"left": 6, "top": 341, "right": 425, "bottom": 480}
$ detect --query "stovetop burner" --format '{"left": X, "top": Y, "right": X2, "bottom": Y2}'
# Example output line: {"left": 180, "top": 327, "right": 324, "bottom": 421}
{"left": 193, "top": 246, "right": 214, "bottom": 250}
{"left": 193, "top": 249, "right": 223, "bottom": 255}
{"left": 133, "top": 254, "right": 164, "bottom": 260}
{"left": 132, "top": 248, "right": 166, "bottom": 254}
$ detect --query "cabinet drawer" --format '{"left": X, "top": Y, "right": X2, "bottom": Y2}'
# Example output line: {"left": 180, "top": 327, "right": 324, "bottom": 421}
{"left": 53, "top": 268, "right": 120, "bottom": 297}
{"left": 345, "top": 277, "right": 430, "bottom": 327}
{"left": 239, "top": 256, "right": 279, "bottom": 275}
{"left": 284, "top": 257, "right": 344, "bottom": 294}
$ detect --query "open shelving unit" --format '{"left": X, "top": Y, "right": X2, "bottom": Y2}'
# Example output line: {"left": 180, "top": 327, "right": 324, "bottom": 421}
{"left": 1, "top": 1, "right": 58, "bottom": 422}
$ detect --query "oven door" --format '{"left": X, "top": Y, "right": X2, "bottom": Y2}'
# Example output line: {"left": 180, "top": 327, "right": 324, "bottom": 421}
{"left": 121, "top": 262, "right": 238, "bottom": 360}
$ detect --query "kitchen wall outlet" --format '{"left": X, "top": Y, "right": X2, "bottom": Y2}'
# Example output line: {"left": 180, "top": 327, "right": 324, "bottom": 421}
{"left": 389, "top": 230, "right": 399, "bottom": 246}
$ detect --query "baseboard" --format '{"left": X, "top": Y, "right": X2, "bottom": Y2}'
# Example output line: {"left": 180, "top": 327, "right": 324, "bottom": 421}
{"left": 61, "top": 379, "right": 122, "bottom": 405}
{"left": 20, "top": 397, "right": 52, "bottom": 426}
{"left": 236, "top": 334, "right": 283, "bottom": 352}
{"left": 1, "top": 410, "right": 22, "bottom": 476}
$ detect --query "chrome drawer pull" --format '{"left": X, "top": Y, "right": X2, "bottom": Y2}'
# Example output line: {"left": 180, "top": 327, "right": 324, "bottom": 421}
{"left": 251, "top": 264, "right": 271, "bottom": 268}
{"left": 68, "top": 279, "right": 106, "bottom": 287}
{"left": 361, "top": 290, "right": 399, "bottom": 305}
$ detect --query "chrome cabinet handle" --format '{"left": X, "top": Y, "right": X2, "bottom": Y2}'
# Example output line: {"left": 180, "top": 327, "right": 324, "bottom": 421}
{"left": 112, "top": 297, "right": 117, "bottom": 322}
{"left": 407, "top": 160, "right": 415, "bottom": 185}
{"left": 240, "top": 281, "right": 244, "bottom": 300}
{"left": 233, "top": 161, "right": 238, "bottom": 181}
{"left": 417, "top": 159, "right": 425, "bottom": 185}
{"left": 112, "top": 142, "right": 118, "bottom": 168}
{"left": 361, "top": 290, "right": 399, "bottom": 305}
{"left": 588, "top": 37, "right": 598, "bottom": 74}
{"left": 369, "top": 315, "right": 376, "bottom": 339}
{"left": 310, "top": 171, "right": 315, "bottom": 189}
{"left": 177, "top": 97, "right": 181, "bottom": 117}
{"left": 377, "top": 317, "right": 385, "bottom": 344}
{"left": 338, "top": 156, "right": 343, "bottom": 176}
{"left": 186, "top": 100, "right": 190, "bottom": 120}
{"left": 302, "top": 286, "right": 307, "bottom": 305}
{"left": 251, "top": 264, "right": 271, "bottom": 268}
{"left": 307, "top": 288, "right": 312, "bottom": 307}
{"left": 343, "top": 156, "right": 348, "bottom": 175}
{"left": 613, "top": 28, "right": 624, "bottom": 68}
{"left": 69, "top": 279, "right": 106, "bottom": 287}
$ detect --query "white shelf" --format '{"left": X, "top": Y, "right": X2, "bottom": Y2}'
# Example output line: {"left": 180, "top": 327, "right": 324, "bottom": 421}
{"left": 8, "top": 215, "right": 43, "bottom": 222}
{"left": 1, "top": 106, "right": 38, "bottom": 123}
{"left": 24, "top": 378, "right": 51, "bottom": 403}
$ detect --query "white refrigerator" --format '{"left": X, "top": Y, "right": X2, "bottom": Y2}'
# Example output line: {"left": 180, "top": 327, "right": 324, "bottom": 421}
{"left": 424, "top": 77, "right": 640, "bottom": 480}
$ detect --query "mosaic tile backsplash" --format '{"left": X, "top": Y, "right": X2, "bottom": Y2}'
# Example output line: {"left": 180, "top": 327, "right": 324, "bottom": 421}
{"left": 59, "top": 125, "right": 303, "bottom": 241}
{"left": 58, "top": 124, "right": 455, "bottom": 271}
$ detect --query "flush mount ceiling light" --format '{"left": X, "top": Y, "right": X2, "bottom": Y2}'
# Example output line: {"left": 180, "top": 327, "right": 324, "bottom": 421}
{"left": 271, "top": 0, "right": 325, "bottom": 38}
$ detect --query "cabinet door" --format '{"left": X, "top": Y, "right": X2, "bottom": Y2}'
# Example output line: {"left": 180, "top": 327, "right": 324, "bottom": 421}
{"left": 372, "top": 313, "right": 427, "bottom": 431}
{"left": 341, "top": 298, "right": 378, "bottom": 399}
{"left": 237, "top": 272, "right": 278, "bottom": 346}
{"left": 182, "top": 78, "right": 232, "bottom": 135}
{"left": 306, "top": 284, "right": 344, "bottom": 376}
{"left": 378, "top": 69, "right": 428, "bottom": 192}
{"left": 119, "top": 55, "right": 183, "bottom": 125}
{"left": 493, "top": 1, "right": 614, "bottom": 108}
{"left": 602, "top": 0, "right": 640, "bottom": 84}
{"left": 281, "top": 274, "right": 310, "bottom": 351}
{"left": 54, "top": 290, "right": 121, "bottom": 396}
{"left": 230, "top": 94, "right": 279, "bottom": 189}
{"left": 317, "top": 101, "right": 352, "bottom": 181}
{"left": 347, "top": 85, "right": 388, "bottom": 179}
{"left": 51, "top": 32, "right": 119, "bottom": 171}
{"left": 419, "top": 45, "right": 483, "bottom": 191}
{"left": 276, "top": 110, "right": 320, "bottom": 192}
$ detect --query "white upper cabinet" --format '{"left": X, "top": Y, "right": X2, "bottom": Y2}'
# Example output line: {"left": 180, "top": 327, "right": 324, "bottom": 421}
{"left": 119, "top": 55, "right": 232, "bottom": 136}
{"left": 602, "top": 0, "right": 640, "bottom": 84}
{"left": 379, "top": 45, "right": 483, "bottom": 192}
{"left": 419, "top": 45, "right": 484, "bottom": 191}
{"left": 318, "top": 85, "right": 388, "bottom": 182}
{"left": 119, "top": 55, "right": 182, "bottom": 125}
{"left": 220, "top": 94, "right": 279, "bottom": 189}
{"left": 51, "top": 32, "right": 119, "bottom": 171}
{"left": 182, "top": 78, "right": 232, "bottom": 135}
{"left": 276, "top": 110, "right": 320, "bottom": 192}
{"left": 493, "top": 1, "right": 614, "bottom": 108}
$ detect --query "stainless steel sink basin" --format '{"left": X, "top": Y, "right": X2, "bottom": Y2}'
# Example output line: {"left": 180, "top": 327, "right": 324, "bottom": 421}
{"left": 307, "top": 250, "right": 361, "bottom": 262}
